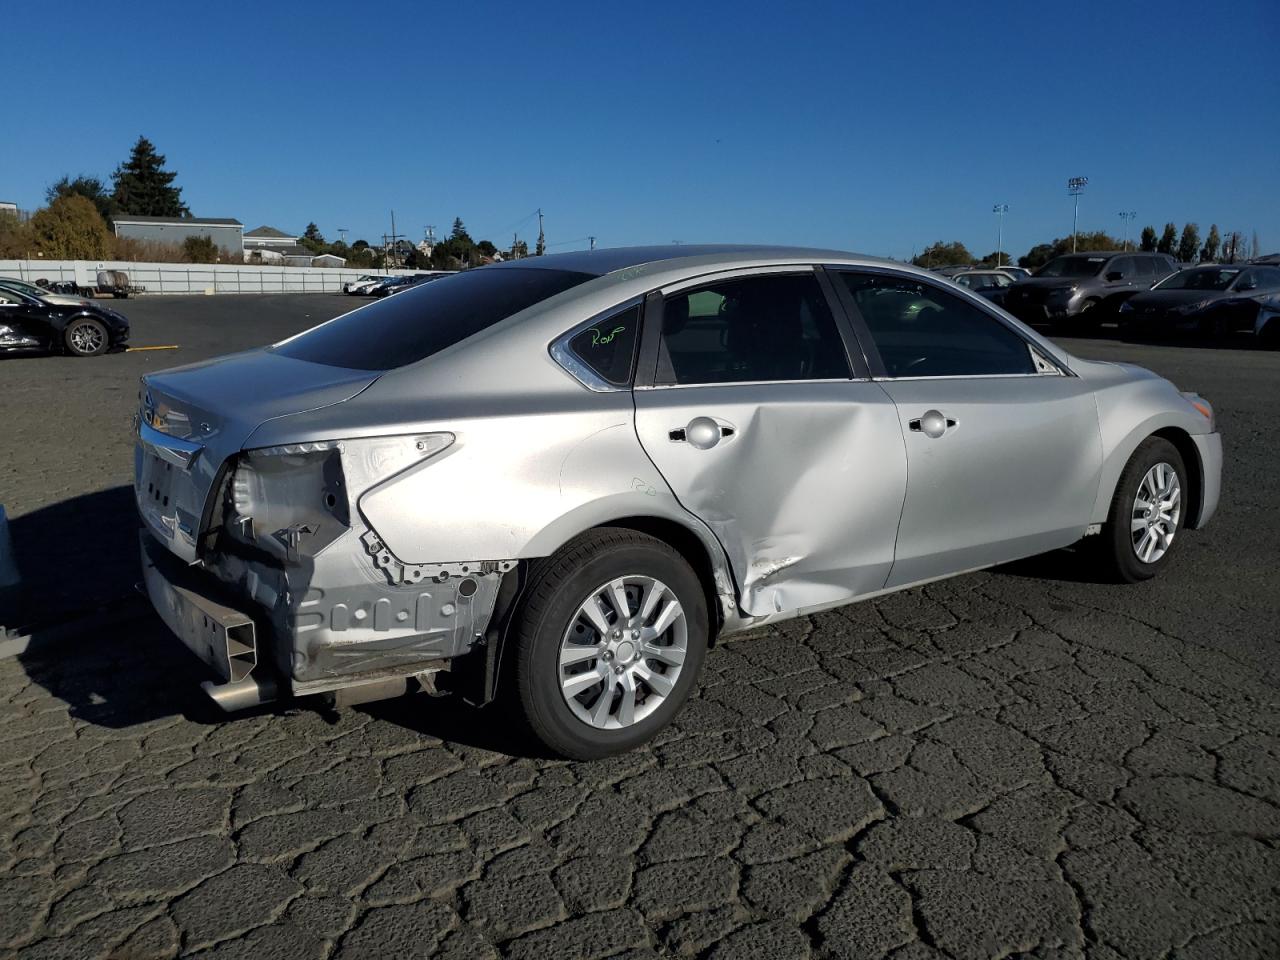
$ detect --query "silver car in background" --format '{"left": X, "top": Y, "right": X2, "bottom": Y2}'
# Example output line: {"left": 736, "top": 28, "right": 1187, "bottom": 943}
{"left": 135, "top": 245, "right": 1222, "bottom": 758}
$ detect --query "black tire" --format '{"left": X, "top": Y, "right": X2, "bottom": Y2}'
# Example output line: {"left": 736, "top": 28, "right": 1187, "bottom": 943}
{"left": 510, "top": 528, "right": 709, "bottom": 760}
{"left": 1094, "top": 437, "right": 1187, "bottom": 583}
{"left": 63, "top": 317, "right": 109, "bottom": 357}
{"left": 1075, "top": 299, "right": 1103, "bottom": 332}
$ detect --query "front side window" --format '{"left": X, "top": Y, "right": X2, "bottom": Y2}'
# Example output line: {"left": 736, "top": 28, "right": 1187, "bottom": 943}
{"left": 275, "top": 267, "right": 595, "bottom": 370}
{"left": 655, "top": 273, "right": 850, "bottom": 385}
{"left": 837, "top": 272, "right": 1035, "bottom": 378}
{"left": 1108, "top": 257, "right": 1136, "bottom": 279}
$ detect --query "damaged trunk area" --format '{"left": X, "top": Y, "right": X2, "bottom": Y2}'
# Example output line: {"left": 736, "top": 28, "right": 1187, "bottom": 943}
{"left": 145, "top": 433, "right": 517, "bottom": 705}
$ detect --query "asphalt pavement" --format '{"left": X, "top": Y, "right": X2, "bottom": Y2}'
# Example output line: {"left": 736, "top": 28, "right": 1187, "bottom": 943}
{"left": 1, "top": 294, "right": 1277, "bottom": 959}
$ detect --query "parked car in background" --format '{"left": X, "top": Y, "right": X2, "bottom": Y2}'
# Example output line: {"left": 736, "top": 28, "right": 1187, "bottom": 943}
{"left": 0, "top": 285, "right": 129, "bottom": 356}
{"left": 998, "top": 265, "right": 1032, "bottom": 279}
{"left": 374, "top": 275, "right": 426, "bottom": 297}
{"left": 134, "top": 244, "right": 1221, "bottom": 759}
{"left": 1118, "top": 264, "right": 1280, "bottom": 338}
{"left": 951, "top": 270, "right": 1015, "bottom": 305}
{"left": 1005, "top": 252, "right": 1178, "bottom": 330}
{"left": 362, "top": 275, "right": 411, "bottom": 297}
{"left": 0, "top": 277, "right": 92, "bottom": 308}
{"left": 343, "top": 275, "right": 385, "bottom": 295}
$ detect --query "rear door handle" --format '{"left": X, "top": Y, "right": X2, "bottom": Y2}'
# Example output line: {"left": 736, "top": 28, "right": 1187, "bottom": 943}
{"left": 669, "top": 416, "right": 735, "bottom": 449}
{"left": 907, "top": 410, "right": 957, "bottom": 439}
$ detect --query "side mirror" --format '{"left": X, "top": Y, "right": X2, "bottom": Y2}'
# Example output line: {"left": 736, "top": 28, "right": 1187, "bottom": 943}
{"left": 1106, "top": 271, "right": 1123, "bottom": 282}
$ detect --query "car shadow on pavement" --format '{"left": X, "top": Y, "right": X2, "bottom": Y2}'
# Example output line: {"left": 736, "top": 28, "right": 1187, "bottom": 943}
{"left": 359, "top": 691, "right": 559, "bottom": 760}
{"left": 9, "top": 485, "right": 224, "bottom": 730}
{"left": 991, "top": 543, "right": 1118, "bottom": 585}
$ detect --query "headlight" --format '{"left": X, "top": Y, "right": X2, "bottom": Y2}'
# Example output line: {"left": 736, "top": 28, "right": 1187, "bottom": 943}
{"left": 1175, "top": 299, "right": 1213, "bottom": 314}
{"left": 1119, "top": 301, "right": 1134, "bottom": 313}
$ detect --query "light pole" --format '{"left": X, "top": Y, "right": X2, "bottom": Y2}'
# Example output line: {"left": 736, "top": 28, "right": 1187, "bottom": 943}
{"left": 992, "top": 204, "right": 1009, "bottom": 266}
{"left": 1068, "top": 177, "right": 1088, "bottom": 252}
{"left": 1117, "top": 211, "right": 1136, "bottom": 251}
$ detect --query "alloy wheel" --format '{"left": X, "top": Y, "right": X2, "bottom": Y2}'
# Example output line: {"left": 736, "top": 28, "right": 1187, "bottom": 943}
{"left": 69, "top": 322, "right": 104, "bottom": 355}
{"left": 558, "top": 575, "right": 687, "bottom": 730}
{"left": 1131, "top": 461, "right": 1181, "bottom": 563}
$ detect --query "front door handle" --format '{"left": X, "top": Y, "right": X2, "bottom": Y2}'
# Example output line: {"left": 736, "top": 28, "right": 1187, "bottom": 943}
{"left": 908, "top": 409, "right": 957, "bottom": 439}
{"left": 669, "top": 416, "right": 735, "bottom": 450}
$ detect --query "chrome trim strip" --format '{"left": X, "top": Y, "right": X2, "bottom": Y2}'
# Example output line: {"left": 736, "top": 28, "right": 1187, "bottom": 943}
{"left": 138, "top": 419, "right": 204, "bottom": 470}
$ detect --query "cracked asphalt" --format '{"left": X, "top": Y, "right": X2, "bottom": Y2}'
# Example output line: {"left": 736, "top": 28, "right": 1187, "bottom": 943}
{"left": 2, "top": 295, "right": 1278, "bottom": 959}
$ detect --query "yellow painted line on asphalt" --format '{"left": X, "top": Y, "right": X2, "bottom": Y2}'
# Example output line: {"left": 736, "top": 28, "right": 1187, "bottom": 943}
{"left": 126, "top": 345, "right": 180, "bottom": 352}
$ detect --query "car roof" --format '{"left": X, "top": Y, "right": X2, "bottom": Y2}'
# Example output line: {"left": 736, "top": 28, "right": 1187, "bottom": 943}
{"left": 484, "top": 243, "right": 892, "bottom": 278}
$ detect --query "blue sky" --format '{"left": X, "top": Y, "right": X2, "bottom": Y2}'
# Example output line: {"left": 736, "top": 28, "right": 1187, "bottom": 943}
{"left": 5, "top": 0, "right": 1278, "bottom": 260}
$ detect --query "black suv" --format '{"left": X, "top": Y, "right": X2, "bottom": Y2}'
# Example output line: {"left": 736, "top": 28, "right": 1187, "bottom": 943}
{"left": 1006, "top": 252, "right": 1178, "bottom": 329}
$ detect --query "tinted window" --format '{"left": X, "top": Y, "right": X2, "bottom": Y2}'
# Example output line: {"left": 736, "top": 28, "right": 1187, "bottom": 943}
{"left": 565, "top": 304, "right": 640, "bottom": 386}
{"left": 656, "top": 273, "right": 850, "bottom": 385}
{"left": 1108, "top": 257, "right": 1136, "bottom": 279}
{"left": 275, "top": 267, "right": 595, "bottom": 370}
{"left": 1135, "top": 257, "right": 1158, "bottom": 277}
{"left": 838, "top": 273, "right": 1035, "bottom": 378}
{"left": 1036, "top": 256, "right": 1108, "bottom": 278}
{"left": 1157, "top": 268, "right": 1239, "bottom": 291}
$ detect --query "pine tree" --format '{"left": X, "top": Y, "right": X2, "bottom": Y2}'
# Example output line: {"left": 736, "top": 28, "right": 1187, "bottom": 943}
{"left": 1139, "top": 226, "right": 1157, "bottom": 252}
{"left": 1176, "top": 224, "right": 1200, "bottom": 264}
{"left": 111, "top": 136, "right": 189, "bottom": 217}
{"left": 1201, "top": 225, "right": 1220, "bottom": 263}
{"left": 1157, "top": 223, "right": 1178, "bottom": 255}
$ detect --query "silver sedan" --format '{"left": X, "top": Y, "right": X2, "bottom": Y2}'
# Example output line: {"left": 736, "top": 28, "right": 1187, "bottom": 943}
{"left": 135, "top": 245, "right": 1222, "bottom": 758}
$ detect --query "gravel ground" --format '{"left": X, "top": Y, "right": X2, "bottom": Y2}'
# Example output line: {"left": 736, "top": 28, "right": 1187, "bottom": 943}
{"left": 1, "top": 294, "right": 1277, "bottom": 959}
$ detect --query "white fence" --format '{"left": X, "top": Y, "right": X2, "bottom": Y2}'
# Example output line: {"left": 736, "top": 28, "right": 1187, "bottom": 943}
{"left": 0, "top": 260, "right": 438, "bottom": 295}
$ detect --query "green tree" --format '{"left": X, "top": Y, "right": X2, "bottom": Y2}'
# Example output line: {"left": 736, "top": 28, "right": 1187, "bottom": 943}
{"left": 1157, "top": 223, "right": 1177, "bottom": 255}
{"left": 1176, "top": 223, "right": 1200, "bottom": 264}
{"left": 911, "top": 241, "right": 973, "bottom": 268}
{"left": 182, "top": 234, "right": 219, "bottom": 263}
{"left": 111, "top": 136, "right": 188, "bottom": 217}
{"left": 450, "top": 217, "right": 472, "bottom": 245}
{"left": 0, "top": 211, "right": 32, "bottom": 258}
{"left": 1200, "top": 225, "right": 1220, "bottom": 262}
{"left": 476, "top": 239, "right": 497, "bottom": 259}
{"left": 28, "top": 195, "right": 112, "bottom": 259}
{"left": 301, "top": 222, "right": 327, "bottom": 253}
{"left": 1018, "top": 232, "right": 1123, "bottom": 269}
{"left": 1139, "top": 225, "right": 1157, "bottom": 252}
{"left": 46, "top": 175, "right": 119, "bottom": 223}
{"left": 510, "top": 239, "right": 528, "bottom": 259}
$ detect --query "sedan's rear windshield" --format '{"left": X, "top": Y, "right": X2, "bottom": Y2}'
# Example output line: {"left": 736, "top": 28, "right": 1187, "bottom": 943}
{"left": 274, "top": 267, "right": 595, "bottom": 370}
{"left": 1035, "top": 256, "right": 1107, "bottom": 278}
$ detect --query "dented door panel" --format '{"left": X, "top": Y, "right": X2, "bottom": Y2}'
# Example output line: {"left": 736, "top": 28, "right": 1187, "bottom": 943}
{"left": 633, "top": 381, "right": 907, "bottom": 617}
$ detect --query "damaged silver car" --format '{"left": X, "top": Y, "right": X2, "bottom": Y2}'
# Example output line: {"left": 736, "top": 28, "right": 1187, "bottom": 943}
{"left": 136, "top": 245, "right": 1222, "bottom": 758}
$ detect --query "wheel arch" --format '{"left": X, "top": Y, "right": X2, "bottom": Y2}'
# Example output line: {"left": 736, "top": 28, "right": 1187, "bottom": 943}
{"left": 1150, "top": 426, "right": 1205, "bottom": 529}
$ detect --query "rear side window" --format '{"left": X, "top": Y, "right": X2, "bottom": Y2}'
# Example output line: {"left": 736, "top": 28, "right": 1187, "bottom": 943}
{"left": 274, "top": 267, "right": 595, "bottom": 370}
{"left": 1135, "top": 258, "right": 1158, "bottom": 276}
{"left": 838, "top": 272, "right": 1035, "bottom": 377}
{"left": 655, "top": 273, "right": 851, "bottom": 385}
{"left": 563, "top": 304, "right": 641, "bottom": 387}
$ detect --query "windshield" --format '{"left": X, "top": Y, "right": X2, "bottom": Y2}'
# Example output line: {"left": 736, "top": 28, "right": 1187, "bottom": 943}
{"left": 1155, "top": 268, "right": 1239, "bottom": 291}
{"left": 1035, "top": 256, "right": 1108, "bottom": 278}
{"left": 274, "top": 267, "right": 595, "bottom": 370}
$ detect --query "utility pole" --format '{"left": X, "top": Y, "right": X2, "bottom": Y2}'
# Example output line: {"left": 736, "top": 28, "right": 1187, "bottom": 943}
{"left": 383, "top": 210, "right": 405, "bottom": 268}
{"left": 535, "top": 209, "right": 545, "bottom": 256}
{"left": 992, "top": 204, "right": 1008, "bottom": 266}
{"left": 1067, "top": 177, "right": 1088, "bottom": 253}
{"left": 1118, "top": 211, "right": 1137, "bottom": 251}
{"left": 425, "top": 225, "right": 436, "bottom": 245}
{"left": 588, "top": 235, "right": 596, "bottom": 251}
{"left": 337, "top": 228, "right": 348, "bottom": 245}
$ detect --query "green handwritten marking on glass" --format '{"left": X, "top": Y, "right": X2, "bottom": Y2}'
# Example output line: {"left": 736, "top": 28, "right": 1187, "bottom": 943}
{"left": 589, "top": 325, "right": 626, "bottom": 346}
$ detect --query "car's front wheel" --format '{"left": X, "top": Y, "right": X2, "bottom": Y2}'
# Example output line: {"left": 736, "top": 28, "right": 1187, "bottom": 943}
{"left": 64, "top": 318, "right": 109, "bottom": 356}
{"left": 510, "top": 529, "right": 709, "bottom": 759}
{"left": 1096, "top": 437, "right": 1187, "bottom": 583}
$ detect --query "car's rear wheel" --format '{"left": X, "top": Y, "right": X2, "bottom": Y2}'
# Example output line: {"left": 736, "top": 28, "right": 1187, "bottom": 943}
{"left": 64, "top": 318, "right": 109, "bottom": 356}
{"left": 510, "top": 528, "right": 709, "bottom": 759}
{"left": 1095, "top": 437, "right": 1187, "bottom": 583}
